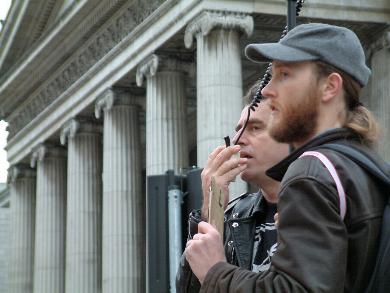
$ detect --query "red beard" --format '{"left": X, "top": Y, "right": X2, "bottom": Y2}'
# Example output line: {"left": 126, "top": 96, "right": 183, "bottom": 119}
{"left": 268, "top": 85, "right": 320, "bottom": 145}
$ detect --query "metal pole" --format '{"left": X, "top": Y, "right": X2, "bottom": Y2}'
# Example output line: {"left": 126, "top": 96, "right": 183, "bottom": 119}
{"left": 287, "top": 0, "right": 297, "bottom": 31}
{"left": 168, "top": 185, "right": 183, "bottom": 293}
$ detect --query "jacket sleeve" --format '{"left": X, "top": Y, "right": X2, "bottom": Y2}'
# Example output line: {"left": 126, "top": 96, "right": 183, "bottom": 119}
{"left": 176, "top": 210, "right": 202, "bottom": 293}
{"left": 200, "top": 162, "right": 349, "bottom": 292}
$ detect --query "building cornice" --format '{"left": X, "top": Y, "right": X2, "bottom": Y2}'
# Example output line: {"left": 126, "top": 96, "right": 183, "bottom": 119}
{"left": 0, "top": 0, "right": 127, "bottom": 120}
{"left": 6, "top": 0, "right": 200, "bottom": 164}
{"left": 0, "top": 0, "right": 29, "bottom": 73}
{"left": 4, "top": 0, "right": 170, "bottom": 139}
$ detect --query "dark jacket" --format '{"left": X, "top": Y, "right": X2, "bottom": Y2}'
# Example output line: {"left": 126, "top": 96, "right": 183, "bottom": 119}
{"left": 200, "top": 128, "right": 388, "bottom": 293}
{"left": 176, "top": 191, "right": 275, "bottom": 293}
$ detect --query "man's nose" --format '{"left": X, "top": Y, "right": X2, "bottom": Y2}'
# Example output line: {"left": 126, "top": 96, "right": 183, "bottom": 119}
{"left": 232, "top": 129, "right": 247, "bottom": 145}
{"left": 261, "top": 80, "right": 275, "bottom": 99}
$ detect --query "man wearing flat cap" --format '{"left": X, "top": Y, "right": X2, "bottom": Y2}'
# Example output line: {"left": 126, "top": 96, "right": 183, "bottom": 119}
{"left": 184, "top": 23, "right": 389, "bottom": 292}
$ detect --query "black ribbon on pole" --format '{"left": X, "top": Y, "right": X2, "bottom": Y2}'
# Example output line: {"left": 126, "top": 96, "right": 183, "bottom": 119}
{"left": 287, "top": 0, "right": 298, "bottom": 31}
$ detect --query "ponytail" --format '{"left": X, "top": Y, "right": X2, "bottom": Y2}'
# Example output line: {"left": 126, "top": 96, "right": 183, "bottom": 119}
{"left": 345, "top": 105, "right": 379, "bottom": 147}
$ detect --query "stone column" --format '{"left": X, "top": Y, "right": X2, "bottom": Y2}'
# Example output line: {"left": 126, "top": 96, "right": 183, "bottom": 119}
{"left": 7, "top": 165, "right": 36, "bottom": 293}
{"left": 0, "top": 203, "right": 10, "bottom": 293}
{"left": 95, "top": 88, "right": 144, "bottom": 293}
{"left": 60, "top": 119, "right": 102, "bottom": 293}
{"left": 31, "top": 145, "right": 67, "bottom": 293}
{"left": 185, "top": 11, "right": 253, "bottom": 196}
{"left": 136, "top": 54, "right": 188, "bottom": 176}
{"left": 365, "top": 31, "right": 390, "bottom": 161}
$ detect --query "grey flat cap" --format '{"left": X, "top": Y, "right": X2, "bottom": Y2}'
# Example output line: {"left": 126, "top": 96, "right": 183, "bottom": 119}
{"left": 245, "top": 23, "right": 371, "bottom": 87}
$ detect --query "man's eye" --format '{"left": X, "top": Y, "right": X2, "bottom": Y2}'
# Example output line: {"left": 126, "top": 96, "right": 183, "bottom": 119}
{"left": 280, "top": 71, "right": 289, "bottom": 78}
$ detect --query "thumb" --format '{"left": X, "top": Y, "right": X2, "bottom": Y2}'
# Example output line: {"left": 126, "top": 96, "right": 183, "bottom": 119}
{"left": 198, "top": 221, "right": 215, "bottom": 234}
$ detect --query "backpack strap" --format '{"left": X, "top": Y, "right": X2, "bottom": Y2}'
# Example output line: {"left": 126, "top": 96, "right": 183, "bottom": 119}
{"left": 319, "top": 143, "right": 390, "bottom": 186}
{"left": 300, "top": 151, "right": 346, "bottom": 220}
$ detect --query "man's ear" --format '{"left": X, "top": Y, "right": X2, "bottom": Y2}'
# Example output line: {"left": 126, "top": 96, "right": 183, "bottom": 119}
{"left": 322, "top": 72, "right": 343, "bottom": 103}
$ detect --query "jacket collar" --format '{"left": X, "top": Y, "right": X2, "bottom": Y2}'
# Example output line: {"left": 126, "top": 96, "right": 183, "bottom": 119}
{"left": 252, "top": 191, "right": 266, "bottom": 215}
{"left": 266, "top": 128, "right": 357, "bottom": 181}
{"left": 248, "top": 191, "right": 275, "bottom": 218}
{"left": 225, "top": 190, "right": 269, "bottom": 219}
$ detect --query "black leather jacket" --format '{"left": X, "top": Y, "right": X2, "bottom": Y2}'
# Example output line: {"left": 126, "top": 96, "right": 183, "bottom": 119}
{"left": 176, "top": 191, "right": 274, "bottom": 293}
{"left": 200, "top": 128, "right": 388, "bottom": 293}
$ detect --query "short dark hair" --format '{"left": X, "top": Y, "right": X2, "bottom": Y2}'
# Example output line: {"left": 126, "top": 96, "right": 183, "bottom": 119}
{"left": 243, "top": 80, "right": 262, "bottom": 105}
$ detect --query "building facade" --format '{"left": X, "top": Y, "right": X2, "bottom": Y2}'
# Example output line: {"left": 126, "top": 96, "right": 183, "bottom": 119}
{"left": 0, "top": 0, "right": 389, "bottom": 292}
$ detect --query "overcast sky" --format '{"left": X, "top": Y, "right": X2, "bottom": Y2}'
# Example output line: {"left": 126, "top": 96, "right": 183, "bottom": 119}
{"left": 0, "top": 0, "right": 12, "bottom": 183}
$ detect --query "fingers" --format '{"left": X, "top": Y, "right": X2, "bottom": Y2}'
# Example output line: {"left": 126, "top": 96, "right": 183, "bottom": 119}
{"left": 214, "top": 156, "right": 247, "bottom": 178}
{"left": 203, "top": 145, "right": 242, "bottom": 177}
{"left": 201, "top": 145, "right": 247, "bottom": 214}
{"left": 205, "top": 145, "right": 225, "bottom": 167}
{"left": 192, "top": 233, "right": 203, "bottom": 241}
{"left": 185, "top": 222, "right": 221, "bottom": 252}
{"left": 201, "top": 145, "right": 245, "bottom": 199}
{"left": 213, "top": 145, "right": 241, "bottom": 168}
{"left": 201, "top": 146, "right": 225, "bottom": 184}
{"left": 201, "top": 145, "right": 225, "bottom": 191}
{"left": 198, "top": 221, "right": 218, "bottom": 235}
{"left": 212, "top": 162, "right": 247, "bottom": 189}
{"left": 208, "top": 146, "right": 247, "bottom": 178}
{"left": 185, "top": 228, "right": 209, "bottom": 252}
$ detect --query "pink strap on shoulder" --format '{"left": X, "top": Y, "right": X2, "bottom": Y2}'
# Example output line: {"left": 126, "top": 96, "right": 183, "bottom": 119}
{"left": 299, "top": 151, "right": 346, "bottom": 220}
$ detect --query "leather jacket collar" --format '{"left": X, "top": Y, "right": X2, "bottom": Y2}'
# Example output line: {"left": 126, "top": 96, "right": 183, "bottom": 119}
{"left": 266, "top": 128, "right": 357, "bottom": 181}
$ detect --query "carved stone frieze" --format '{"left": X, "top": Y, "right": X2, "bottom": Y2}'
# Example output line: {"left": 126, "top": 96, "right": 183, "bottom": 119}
{"left": 8, "top": 0, "right": 166, "bottom": 139}
{"left": 184, "top": 11, "right": 254, "bottom": 49}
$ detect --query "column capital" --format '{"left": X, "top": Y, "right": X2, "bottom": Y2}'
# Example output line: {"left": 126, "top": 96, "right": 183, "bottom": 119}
{"left": 30, "top": 144, "right": 67, "bottom": 168}
{"left": 95, "top": 87, "right": 138, "bottom": 118}
{"left": 136, "top": 54, "right": 159, "bottom": 87}
{"left": 136, "top": 54, "right": 190, "bottom": 87}
{"left": 60, "top": 118, "right": 102, "bottom": 145}
{"left": 7, "top": 164, "right": 36, "bottom": 184}
{"left": 184, "top": 11, "right": 253, "bottom": 49}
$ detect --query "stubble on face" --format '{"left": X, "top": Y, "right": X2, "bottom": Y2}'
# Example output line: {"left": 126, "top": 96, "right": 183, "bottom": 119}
{"left": 268, "top": 81, "right": 320, "bottom": 145}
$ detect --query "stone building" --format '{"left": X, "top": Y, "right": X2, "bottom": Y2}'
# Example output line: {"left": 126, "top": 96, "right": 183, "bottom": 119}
{"left": 0, "top": 0, "right": 389, "bottom": 292}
